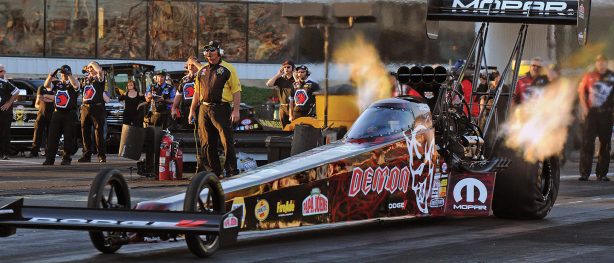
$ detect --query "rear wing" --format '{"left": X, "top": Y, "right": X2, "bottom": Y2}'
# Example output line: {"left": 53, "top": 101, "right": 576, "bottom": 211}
{"left": 0, "top": 199, "right": 242, "bottom": 246}
{"left": 426, "top": 0, "right": 591, "bottom": 45}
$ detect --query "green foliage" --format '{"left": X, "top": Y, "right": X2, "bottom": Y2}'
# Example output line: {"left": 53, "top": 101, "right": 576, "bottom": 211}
{"left": 241, "top": 85, "right": 274, "bottom": 106}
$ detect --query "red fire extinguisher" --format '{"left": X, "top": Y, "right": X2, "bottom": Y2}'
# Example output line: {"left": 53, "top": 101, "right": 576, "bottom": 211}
{"left": 159, "top": 130, "right": 184, "bottom": 180}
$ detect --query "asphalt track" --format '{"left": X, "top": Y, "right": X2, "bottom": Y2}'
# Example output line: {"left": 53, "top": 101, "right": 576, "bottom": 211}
{"left": 0, "top": 153, "right": 613, "bottom": 262}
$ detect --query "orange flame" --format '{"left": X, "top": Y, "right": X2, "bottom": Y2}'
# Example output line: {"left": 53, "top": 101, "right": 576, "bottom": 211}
{"left": 333, "top": 35, "right": 392, "bottom": 111}
{"left": 501, "top": 77, "right": 578, "bottom": 162}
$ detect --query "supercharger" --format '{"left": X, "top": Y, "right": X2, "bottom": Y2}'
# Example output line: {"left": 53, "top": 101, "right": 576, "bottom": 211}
{"left": 450, "top": 0, "right": 572, "bottom": 15}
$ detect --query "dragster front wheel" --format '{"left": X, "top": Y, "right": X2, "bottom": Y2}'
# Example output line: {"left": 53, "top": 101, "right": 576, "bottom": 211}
{"left": 183, "top": 171, "right": 225, "bottom": 258}
{"left": 87, "top": 169, "right": 131, "bottom": 254}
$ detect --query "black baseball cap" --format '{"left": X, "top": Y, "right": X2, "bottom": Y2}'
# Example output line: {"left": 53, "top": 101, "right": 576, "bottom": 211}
{"left": 60, "top": 65, "right": 72, "bottom": 74}
{"left": 154, "top": 70, "right": 166, "bottom": 75}
{"left": 296, "top": 65, "right": 308, "bottom": 71}
{"left": 203, "top": 41, "right": 221, "bottom": 52}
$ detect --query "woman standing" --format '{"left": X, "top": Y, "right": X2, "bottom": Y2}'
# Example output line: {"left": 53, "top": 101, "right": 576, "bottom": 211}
{"left": 119, "top": 80, "right": 145, "bottom": 127}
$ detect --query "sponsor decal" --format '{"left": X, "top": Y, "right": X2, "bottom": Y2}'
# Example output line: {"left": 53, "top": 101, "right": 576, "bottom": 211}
{"left": 83, "top": 85, "right": 96, "bottom": 101}
{"left": 442, "top": 162, "right": 448, "bottom": 173}
{"left": 0, "top": 209, "right": 14, "bottom": 215}
{"left": 404, "top": 125, "right": 436, "bottom": 214}
{"left": 429, "top": 174, "right": 447, "bottom": 208}
{"left": 452, "top": 178, "right": 488, "bottom": 211}
{"left": 276, "top": 200, "right": 295, "bottom": 217}
{"left": 294, "top": 89, "right": 308, "bottom": 106}
{"left": 388, "top": 200, "right": 407, "bottom": 210}
{"left": 223, "top": 214, "right": 239, "bottom": 229}
{"left": 55, "top": 90, "right": 70, "bottom": 108}
{"left": 302, "top": 188, "right": 329, "bottom": 216}
{"left": 216, "top": 67, "right": 225, "bottom": 75}
{"left": 424, "top": 91, "right": 434, "bottom": 99}
{"left": 449, "top": 0, "right": 571, "bottom": 15}
{"left": 240, "top": 118, "right": 252, "bottom": 126}
{"left": 254, "top": 199, "right": 270, "bottom": 222}
{"left": 231, "top": 197, "right": 246, "bottom": 228}
{"left": 27, "top": 217, "right": 207, "bottom": 227}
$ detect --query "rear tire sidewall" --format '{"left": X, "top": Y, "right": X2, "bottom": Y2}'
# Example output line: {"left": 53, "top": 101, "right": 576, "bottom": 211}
{"left": 183, "top": 171, "right": 225, "bottom": 258}
{"left": 87, "top": 168, "right": 131, "bottom": 253}
{"left": 492, "top": 146, "right": 560, "bottom": 219}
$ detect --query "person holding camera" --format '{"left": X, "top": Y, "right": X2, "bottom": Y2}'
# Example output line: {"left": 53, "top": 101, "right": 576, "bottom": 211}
{"left": 0, "top": 64, "right": 19, "bottom": 160}
{"left": 42, "top": 65, "right": 79, "bottom": 165}
{"left": 78, "top": 61, "right": 107, "bottom": 163}
{"left": 146, "top": 70, "right": 175, "bottom": 129}
{"left": 172, "top": 57, "right": 200, "bottom": 128}
{"left": 27, "top": 82, "right": 56, "bottom": 158}
{"left": 188, "top": 40, "right": 242, "bottom": 178}
{"left": 266, "top": 60, "right": 295, "bottom": 128}
{"left": 290, "top": 65, "right": 320, "bottom": 121}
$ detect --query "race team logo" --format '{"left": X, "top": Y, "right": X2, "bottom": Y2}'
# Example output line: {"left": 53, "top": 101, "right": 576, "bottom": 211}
{"left": 302, "top": 188, "right": 328, "bottom": 216}
{"left": 254, "top": 199, "right": 270, "bottom": 222}
{"left": 449, "top": 0, "right": 570, "bottom": 15}
{"left": 216, "top": 67, "right": 225, "bottom": 75}
{"left": 294, "top": 89, "right": 308, "bottom": 106}
{"left": 83, "top": 85, "right": 95, "bottom": 101}
{"left": 452, "top": 178, "right": 487, "bottom": 211}
{"left": 223, "top": 214, "right": 239, "bottom": 229}
{"left": 276, "top": 200, "right": 295, "bottom": 217}
{"left": 348, "top": 166, "right": 412, "bottom": 197}
{"left": 55, "top": 90, "right": 70, "bottom": 108}
{"left": 183, "top": 83, "right": 195, "bottom": 99}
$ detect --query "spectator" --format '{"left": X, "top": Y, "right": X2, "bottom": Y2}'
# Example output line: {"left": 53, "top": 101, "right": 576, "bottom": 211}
{"left": 0, "top": 64, "right": 19, "bottom": 160}
{"left": 266, "top": 60, "right": 295, "bottom": 128}
{"left": 42, "top": 65, "right": 79, "bottom": 165}
{"left": 118, "top": 80, "right": 145, "bottom": 127}
{"left": 146, "top": 70, "right": 175, "bottom": 129}
{"left": 514, "top": 57, "right": 549, "bottom": 104}
{"left": 188, "top": 40, "right": 242, "bottom": 178}
{"left": 578, "top": 54, "right": 614, "bottom": 181}
{"left": 290, "top": 65, "right": 320, "bottom": 120}
{"left": 28, "top": 84, "right": 55, "bottom": 158}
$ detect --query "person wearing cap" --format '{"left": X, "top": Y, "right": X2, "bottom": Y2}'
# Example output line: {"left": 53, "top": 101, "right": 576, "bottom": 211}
{"left": 513, "top": 57, "right": 549, "bottom": 104}
{"left": 577, "top": 54, "right": 614, "bottom": 181}
{"left": 188, "top": 40, "right": 242, "bottom": 178}
{"left": 290, "top": 65, "right": 320, "bottom": 120}
{"left": 146, "top": 70, "right": 175, "bottom": 129}
{"left": 172, "top": 56, "right": 201, "bottom": 128}
{"left": 42, "top": 65, "right": 80, "bottom": 165}
{"left": 0, "top": 64, "right": 19, "bottom": 160}
{"left": 27, "top": 82, "right": 56, "bottom": 158}
{"left": 266, "top": 60, "right": 295, "bottom": 128}
{"left": 78, "top": 61, "right": 108, "bottom": 163}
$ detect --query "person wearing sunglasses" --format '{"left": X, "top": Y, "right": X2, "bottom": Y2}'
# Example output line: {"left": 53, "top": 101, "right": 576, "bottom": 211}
{"left": 0, "top": 64, "right": 19, "bottom": 160}
{"left": 188, "top": 40, "right": 242, "bottom": 179}
{"left": 513, "top": 56, "right": 549, "bottom": 104}
{"left": 265, "top": 60, "right": 295, "bottom": 128}
{"left": 577, "top": 54, "right": 614, "bottom": 182}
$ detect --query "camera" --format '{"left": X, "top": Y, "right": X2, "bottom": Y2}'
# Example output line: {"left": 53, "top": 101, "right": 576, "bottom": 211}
{"left": 82, "top": 66, "right": 88, "bottom": 74}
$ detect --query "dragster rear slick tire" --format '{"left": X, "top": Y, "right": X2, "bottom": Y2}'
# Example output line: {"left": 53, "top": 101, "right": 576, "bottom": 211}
{"left": 492, "top": 146, "right": 560, "bottom": 219}
{"left": 87, "top": 169, "right": 132, "bottom": 254}
{"left": 183, "top": 171, "right": 225, "bottom": 258}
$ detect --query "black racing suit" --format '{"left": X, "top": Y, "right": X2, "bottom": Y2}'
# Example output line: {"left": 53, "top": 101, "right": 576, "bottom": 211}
{"left": 292, "top": 80, "right": 320, "bottom": 119}
{"left": 80, "top": 76, "right": 107, "bottom": 159}
{"left": 46, "top": 81, "right": 78, "bottom": 162}
{"left": 147, "top": 82, "right": 174, "bottom": 129}
{"left": 31, "top": 85, "right": 55, "bottom": 155}
{"left": 579, "top": 70, "right": 614, "bottom": 179}
{"left": 0, "top": 78, "right": 19, "bottom": 157}
{"left": 177, "top": 74, "right": 196, "bottom": 128}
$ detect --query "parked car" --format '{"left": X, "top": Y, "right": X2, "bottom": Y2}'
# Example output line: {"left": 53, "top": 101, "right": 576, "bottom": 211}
{"left": 9, "top": 78, "right": 45, "bottom": 155}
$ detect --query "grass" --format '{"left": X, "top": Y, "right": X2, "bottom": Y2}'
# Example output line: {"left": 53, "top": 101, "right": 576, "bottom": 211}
{"left": 242, "top": 85, "right": 274, "bottom": 106}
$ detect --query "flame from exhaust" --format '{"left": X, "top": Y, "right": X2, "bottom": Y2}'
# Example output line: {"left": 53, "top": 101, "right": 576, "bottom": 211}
{"left": 333, "top": 35, "right": 392, "bottom": 111}
{"left": 501, "top": 78, "right": 578, "bottom": 163}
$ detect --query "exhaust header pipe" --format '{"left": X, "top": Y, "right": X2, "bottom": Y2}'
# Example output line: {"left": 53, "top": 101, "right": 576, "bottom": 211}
{"left": 396, "top": 65, "right": 449, "bottom": 84}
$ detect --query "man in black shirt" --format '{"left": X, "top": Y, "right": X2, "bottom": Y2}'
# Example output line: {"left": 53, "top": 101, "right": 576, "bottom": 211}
{"left": 28, "top": 84, "right": 55, "bottom": 157}
{"left": 42, "top": 65, "right": 80, "bottom": 165}
{"left": 146, "top": 70, "right": 175, "bottom": 129}
{"left": 266, "top": 60, "right": 295, "bottom": 128}
{"left": 0, "top": 64, "right": 19, "bottom": 160}
{"left": 78, "top": 61, "right": 107, "bottom": 163}
{"left": 290, "top": 65, "right": 320, "bottom": 120}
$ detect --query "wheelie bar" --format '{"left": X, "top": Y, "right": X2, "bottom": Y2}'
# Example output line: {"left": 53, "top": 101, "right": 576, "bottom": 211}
{"left": 0, "top": 199, "right": 242, "bottom": 245}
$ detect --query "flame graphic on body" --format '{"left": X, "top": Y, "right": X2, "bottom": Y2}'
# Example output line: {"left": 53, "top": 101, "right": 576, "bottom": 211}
{"left": 333, "top": 35, "right": 392, "bottom": 111}
{"left": 501, "top": 78, "right": 578, "bottom": 162}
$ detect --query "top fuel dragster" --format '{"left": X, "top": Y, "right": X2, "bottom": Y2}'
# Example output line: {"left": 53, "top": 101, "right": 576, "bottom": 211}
{"left": 0, "top": 0, "right": 590, "bottom": 258}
